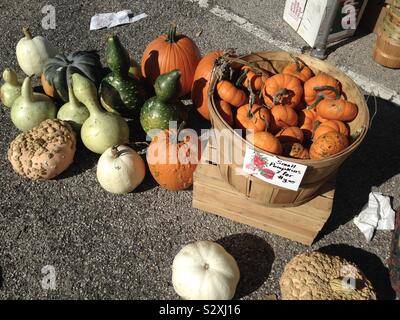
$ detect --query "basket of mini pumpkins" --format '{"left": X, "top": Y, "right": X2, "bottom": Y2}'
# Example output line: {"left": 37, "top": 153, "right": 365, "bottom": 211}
{"left": 206, "top": 51, "right": 369, "bottom": 207}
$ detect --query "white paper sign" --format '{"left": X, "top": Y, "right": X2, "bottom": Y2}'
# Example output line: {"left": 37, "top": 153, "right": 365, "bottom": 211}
{"left": 242, "top": 147, "right": 307, "bottom": 191}
{"left": 90, "top": 11, "right": 148, "bottom": 30}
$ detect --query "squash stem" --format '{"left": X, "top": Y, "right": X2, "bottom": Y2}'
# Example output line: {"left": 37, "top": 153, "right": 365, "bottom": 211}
{"left": 236, "top": 69, "right": 249, "bottom": 87}
{"left": 272, "top": 88, "right": 289, "bottom": 105}
{"left": 307, "top": 95, "right": 324, "bottom": 110}
{"left": 247, "top": 80, "right": 255, "bottom": 119}
{"left": 21, "top": 75, "right": 34, "bottom": 103}
{"left": 166, "top": 22, "right": 177, "bottom": 43}
{"left": 22, "top": 27, "right": 33, "bottom": 39}
{"left": 313, "top": 85, "right": 341, "bottom": 99}
{"left": 111, "top": 145, "right": 120, "bottom": 159}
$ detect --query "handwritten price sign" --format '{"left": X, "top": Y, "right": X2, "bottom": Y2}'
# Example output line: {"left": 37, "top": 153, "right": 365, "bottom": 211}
{"left": 242, "top": 147, "right": 307, "bottom": 191}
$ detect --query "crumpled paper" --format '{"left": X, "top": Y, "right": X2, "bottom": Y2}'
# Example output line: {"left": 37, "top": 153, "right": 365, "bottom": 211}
{"left": 90, "top": 10, "right": 147, "bottom": 30}
{"left": 353, "top": 192, "right": 395, "bottom": 241}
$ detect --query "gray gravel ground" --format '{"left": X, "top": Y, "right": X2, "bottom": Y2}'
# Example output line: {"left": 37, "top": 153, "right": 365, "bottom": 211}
{"left": 0, "top": 0, "right": 399, "bottom": 300}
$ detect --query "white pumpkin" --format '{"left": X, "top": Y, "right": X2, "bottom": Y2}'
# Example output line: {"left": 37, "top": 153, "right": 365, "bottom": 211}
{"left": 172, "top": 240, "right": 240, "bottom": 300}
{"left": 16, "top": 27, "right": 57, "bottom": 76}
{"left": 96, "top": 145, "right": 146, "bottom": 194}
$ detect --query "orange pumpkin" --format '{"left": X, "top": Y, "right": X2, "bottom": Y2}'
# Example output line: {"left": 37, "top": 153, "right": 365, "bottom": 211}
{"left": 282, "top": 142, "right": 310, "bottom": 159}
{"left": 240, "top": 65, "right": 268, "bottom": 91}
{"left": 276, "top": 126, "right": 304, "bottom": 144}
{"left": 270, "top": 106, "right": 298, "bottom": 133}
{"left": 141, "top": 23, "right": 201, "bottom": 97}
{"left": 216, "top": 100, "right": 234, "bottom": 126}
{"left": 235, "top": 103, "right": 271, "bottom": 133}
{"left": 147, "top": 128, "right": 201, "bottom": 190}
{"left": 217, "top": 80, "right": 247, "bottom": 108}
{"left": 310, "top": 131, "right": 349, "bottom": 160}
{"left": 263, "top": 74, "right": 303, "bottom": 109}
{"left": 304, "top": 74, "right": 341, "bottom": 106}
{"left": 313, "top": 120, "right": 349, "bottom": 141}
{"left": 41, "top": 73, "right": 57, "bottom": 98}
{"left": 192, "top": 51, "right": 224, "bottom": 120}
{"left": 316, "top": 99, "right": 358, "bottom": 122}
{"left": 298, "top": 109, "right": 316, "bottom": 141}
{"left": 247, "top": 131, "right": 282, "bottom": 155}
{"left": 282, "top": 57, "right": 313, "bottom": 82}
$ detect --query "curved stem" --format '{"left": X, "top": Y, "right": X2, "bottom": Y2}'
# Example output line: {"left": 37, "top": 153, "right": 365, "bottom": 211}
{"left": 111, "top": 145, "right": 120, "bottom": 159}
{"left": 166, "top": 22, "right": 177, "bottom": 43}
{"left": 21, "top": 76, "right": 34, "bottom": 102}
{"left": 311, "top": 120, "right": 321, "bottom": 139}
{"left": 307, "top": 95, "right": 324, "bottom": 110}
{"left": 313, "top": 85, "right": 341, "bottom": 99}
{"left": 236, "top": 69, "right": 249, "bottom": 87}
{"left": 273, "top": 88, "right": 289, "bottom": 105}
{"left": 290, "top": 54, "right": 302, "bottom": 72}
{"left": 22, "top": 27, "right": 32, "bottom": 39}
{"left": 247, "top": 80, "right": 255, "bottom": 119}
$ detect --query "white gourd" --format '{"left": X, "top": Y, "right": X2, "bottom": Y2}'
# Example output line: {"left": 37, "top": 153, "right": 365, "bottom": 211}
{"left": 172, "top": 240, "right": 240, "bottom": 300}
{"left": 16, "top": 27, "right": 57, "bottom": 76}
{"left": 96, "top": 145, "right": 146, "bottom": 194}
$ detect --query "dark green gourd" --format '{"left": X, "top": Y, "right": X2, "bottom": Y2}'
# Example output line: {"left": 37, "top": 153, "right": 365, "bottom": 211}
{"left": 100, "top": 35, "right": 145, "bottom": 118}
{"left": 140, "top": 70, "right": 181, "bottom": 137}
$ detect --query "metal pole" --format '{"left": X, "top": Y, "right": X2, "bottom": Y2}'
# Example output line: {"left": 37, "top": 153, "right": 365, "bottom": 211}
{"left": 311, "top": 0, "right": 341, "bottom": 60}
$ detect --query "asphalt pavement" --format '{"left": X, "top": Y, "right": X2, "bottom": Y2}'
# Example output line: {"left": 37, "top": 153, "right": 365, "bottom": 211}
{"left": 0, "top": 0, "right": 399, "bottom": 299}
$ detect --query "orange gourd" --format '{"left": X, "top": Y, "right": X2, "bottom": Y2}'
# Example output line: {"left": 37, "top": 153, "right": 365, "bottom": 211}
{"left": 141, "top": 23, "right": 201, "bottom": 97}
{"left": 310, "top": 131, "right": 349, "bottom": 160}
{"left": 235, "top": 103, "right": 271, "bottom": 133}
{"left": 282, "top": 56, "right": 313, "bottom": 82}
{"left": 270, "top": 105, "right": 298, "bottom": 133}
{"left": 216, "top": 100, "right": 234, "bottom": 126}
{"left": 217, "top": 80, "right": 247, "bottom": 108}
{"left": 297, "top": 109, "right": 316, "bottom": 141}
{"left": 239, "top": 65, "right": 268, "bottom": 91}
{"left": 313, "top": 120, "right": 349, "bottom": 141}
{"left": 192, "top": 51, "right": 224, "bottom": 120}
{"left": 316, "top": 99, "right": 358, "bottom": 122}
{"left": 247, "top": 131, "right": 282, "bottom": 155}
{"left": 147, "top": 127, "right": 201, "bottom": 190}
{"left": 263, "top": 74, "right": 303, "bottom": 109}
{"left": 304, "top": 74, "right": 341, "bottom": 107}
{"left": 276, "top": 126, "right": 304, "bottom": 144}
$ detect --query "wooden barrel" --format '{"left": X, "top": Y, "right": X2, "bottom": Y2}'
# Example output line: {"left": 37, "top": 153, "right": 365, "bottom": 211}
{"left": 208, "top": 51, "right": 369, "bottom": 208}
{"left": 373, "top": 7, "right": 400, "bottom": 68}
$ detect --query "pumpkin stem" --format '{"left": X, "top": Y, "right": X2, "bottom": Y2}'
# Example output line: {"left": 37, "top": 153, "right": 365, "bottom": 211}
{"left": 307, "top": 95, "right": 324, "bottom": 110}
{"left": 272, "top": 88, "right": 289, "bottom": 105}
{"left": 166, "top": 21, "right": 177, "bottom": 43}
{"left": 236, "top": 69, "right": 249, "bottom": 87}
{"left": 111, "top": 145, "right": 120, "bottom": 158}
{"left": 313, "top": 85, "right": 341, "bottom": 99}
{"left": 247, "top": 80, "right": 255, "bottom": 119}
{"left": 22, "top": 27, "right": 33, "bottom": 39}
{"left": 289, "top": 54, "right": 303, "bottom": 72}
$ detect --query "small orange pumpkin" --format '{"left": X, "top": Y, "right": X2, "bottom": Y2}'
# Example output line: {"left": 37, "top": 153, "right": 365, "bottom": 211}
{"left": 217, "top": 80, "right": 247, "bottom": 108}
{"left": 141, "top": 22, "right": 201, "bottom": 97}
{"left": 298, "top": 109, "right": 316, "bottom": 141}
{"left": 304, "top": 74, "right": 341, "bottom": 107}
{"left": 282, "top": 57, "right": 313, "bottom": 82}
{"left": 247, "top": 131, "right": 282, "bottom": 155}
{"left": 310, "top": 131, "right": 349, "bottom": 160}
{"left": 270, "top": 106, "right": 298, "bottom": 133}
{"left": 316, "top": 99, "right": 358, "bottom": 122}
{"left": 239, "top": 65, "right": 268, "bottom": 91}
{"left": 147, "top": 127, "right": 201, "bottom": 190}
{"left": 276, "top": 126, "right": 304, "bottom": 144}
{"left": 282, "top": 142, "right": 310, "bottom": 159}
{"left": 263, "top": 74, "right": 303, "bottom": 109}
{"left": 192, "top": 50, "right": 224, "bottom": 120}
{"left": 313, "top": 120, "right": 349, "bottom": 141}
{"left": 235, "top": 103, "right": 271, "bottom": 133}
{"left": 216, "top": 100, "right": 234, "bottom": 126}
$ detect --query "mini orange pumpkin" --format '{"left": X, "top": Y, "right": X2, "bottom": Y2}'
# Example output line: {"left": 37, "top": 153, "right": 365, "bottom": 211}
{"left": 217, "top": 80, "right": 247, "bottom": 108}
{"left": 247, "top": 131, "right": 282, "bottom": 155}
{"left": 298, "top": 109, "right": 316, "bottom": 141}
{"left": 263, "top": 74, "right": 303, "bottom": 109}
{"left": 147, "top": 127, "right": 201, "bottom": 190}
{"left": 313, "top": 120, "right": 349, "bottom": 141}
{"left": 310, "top": 131, "right": 349, "bottom": 160}
{"left": 282, "top": 56, "right": 313, "bottom": 82}
{"left": 216, "top": 100, "right": 234, "bottom": 126}
{"left": 276, "top": 126, "right": 304, "bottom": 144}
{"left": 239, "top": 65, "right": 268, "bottom": 91}
{"left": 270, "top": 106, "right": 298, "bottom": 133}
{"left": 235, "top": 103, "right": 271, "bottom": 133}
{"left": 282, "top": 142, "right": 310, "bottom": 159}
{"left": 304, "top": 74, "right": 341, "bottom": 107}
{"left": 316, "top": 99, "right": 358, "bottom": 122}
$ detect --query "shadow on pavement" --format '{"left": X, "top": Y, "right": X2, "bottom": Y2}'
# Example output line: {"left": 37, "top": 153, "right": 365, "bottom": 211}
{"left": 217, "top": 233, "right": 274, "bottom": 299}
{"left": 0, "top": 266, "right": 3, "bottom": 290}
{"left": 318, "top": 244, "right": 396, "bottom": 300}
{"left": 318, "top": 97, "right": 400, "bottom": 239}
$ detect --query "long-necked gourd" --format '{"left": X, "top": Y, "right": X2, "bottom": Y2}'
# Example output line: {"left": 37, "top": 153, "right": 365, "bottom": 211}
{"left": 57, "top": 83, "right": 89, "bottom": 133}
{"left": 1, "top": 68, "right": 22, "bottom": 108}
{"left": 72, "top": 73, "right": 129, "bottom": 154}
{"left": 11, "top": 76, "right": 56, "bottom": 132}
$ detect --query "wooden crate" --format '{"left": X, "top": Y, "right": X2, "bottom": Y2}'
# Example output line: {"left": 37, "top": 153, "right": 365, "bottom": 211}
{"left": 192, "top": 142, "right": 335, "bottom": 245}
